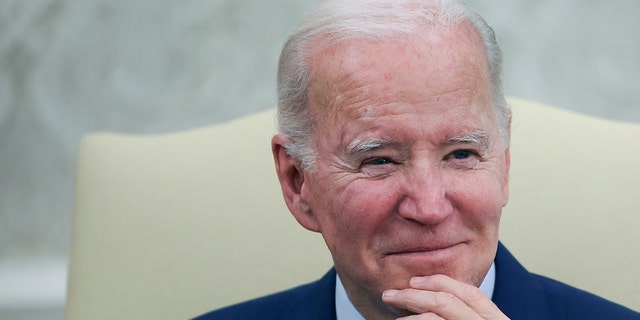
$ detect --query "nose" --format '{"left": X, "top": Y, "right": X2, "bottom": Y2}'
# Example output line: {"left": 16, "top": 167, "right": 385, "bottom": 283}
{"left": 396, "top": 163, "right": 454, "bottom": 225}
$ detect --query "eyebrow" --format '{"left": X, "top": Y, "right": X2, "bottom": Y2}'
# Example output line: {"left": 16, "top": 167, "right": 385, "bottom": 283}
{"left": 345, "top": 130, "right": 489, "bottom": 157}
{"left": 346, "top": 138, "right": 393, "bottom": 156}
{"left": 447, "top": 130, "right": 489, "bottom": 148}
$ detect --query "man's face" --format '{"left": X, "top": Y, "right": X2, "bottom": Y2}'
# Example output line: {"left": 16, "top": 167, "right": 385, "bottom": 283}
{"left": 289, "top": 23, "right": 509, "bottom": 315}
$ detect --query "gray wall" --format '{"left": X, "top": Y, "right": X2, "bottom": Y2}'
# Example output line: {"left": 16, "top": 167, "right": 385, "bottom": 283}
{"left": 1, "top": 0, "right": 638, "bottom": 318}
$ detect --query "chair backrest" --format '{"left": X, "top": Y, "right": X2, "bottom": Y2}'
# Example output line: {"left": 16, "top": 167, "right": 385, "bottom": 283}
{"left": 500, "top": 98, "right": 640, "bottom": 310}
{"left": 65, "top": 98, "right": 640, "bottom": 320}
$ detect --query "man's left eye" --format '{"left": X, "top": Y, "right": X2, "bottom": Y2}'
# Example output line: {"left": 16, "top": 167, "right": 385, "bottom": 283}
{"left": 451, "top": 149, "right": 472, "bottom": 159}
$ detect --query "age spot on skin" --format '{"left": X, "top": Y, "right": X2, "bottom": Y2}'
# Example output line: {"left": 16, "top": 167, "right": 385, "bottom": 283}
{"left": 360, "top": 106, "right": 372, "bottom": 117}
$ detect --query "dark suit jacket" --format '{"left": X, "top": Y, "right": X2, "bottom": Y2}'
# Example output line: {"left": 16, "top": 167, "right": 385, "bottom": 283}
{"left": 194, "top": 243, "right": 640, "bottom": 319}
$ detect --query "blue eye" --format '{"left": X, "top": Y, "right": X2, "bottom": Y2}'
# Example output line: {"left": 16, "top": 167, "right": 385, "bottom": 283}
{"left": 366, "top": 157, "right": 392, "bottom": 165}
{"left": 451, "top": 150, "right": 471, "bottom": 159}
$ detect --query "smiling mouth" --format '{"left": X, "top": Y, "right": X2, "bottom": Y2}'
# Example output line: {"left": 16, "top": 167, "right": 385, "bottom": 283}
{"left": 385, "top": 242, "right": 464, "bottom": 257}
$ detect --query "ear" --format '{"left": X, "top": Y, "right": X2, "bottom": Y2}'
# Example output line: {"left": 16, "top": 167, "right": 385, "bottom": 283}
{"left": 502, "top": 147, "right": 510, "bottom": 207}
{"left": 271, "top": 134, "right": 321, "bottom": 232}
{"left": 502, "top": 110, "right": 512, "bottom": 207}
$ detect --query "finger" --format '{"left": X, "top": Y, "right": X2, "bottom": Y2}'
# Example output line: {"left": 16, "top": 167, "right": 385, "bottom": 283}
{"left": 408, "top": 275, "right": 507, "bottom": 320}
{"left": 382, "top": 288, "right": 483, "bottom": 320}
{"left": 397, "top": 312, "right": 445, "bottom": 320}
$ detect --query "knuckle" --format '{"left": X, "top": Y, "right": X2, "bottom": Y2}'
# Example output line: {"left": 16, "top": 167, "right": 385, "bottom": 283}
{"left": 462, "top": 284, "right": 486, "bottom": 302}
{"left": 434, "top": 291, "right": 457, "bottom": 306}
{"left": 403, "top": 289, "right": 428, "bottom": 310}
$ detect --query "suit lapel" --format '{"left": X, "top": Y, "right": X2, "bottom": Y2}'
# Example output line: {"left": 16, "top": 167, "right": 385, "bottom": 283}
{"left": 493, "top": 242, "right": 554, "bottom": 319}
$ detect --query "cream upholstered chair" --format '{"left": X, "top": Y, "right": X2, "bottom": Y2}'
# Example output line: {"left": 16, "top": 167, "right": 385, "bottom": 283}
{"left": 65, "top": 98, "right": 640, "bottom": 320}
{"left": 66, "top": 108, "right": 332, "bottom": 320}
{"left": 500, "top": 98, "right": 640, "bottom": 310}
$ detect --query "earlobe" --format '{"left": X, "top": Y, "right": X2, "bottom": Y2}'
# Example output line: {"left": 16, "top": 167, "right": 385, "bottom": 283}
{"left": 271, "top": 135, "right": 321, "bottom": 232}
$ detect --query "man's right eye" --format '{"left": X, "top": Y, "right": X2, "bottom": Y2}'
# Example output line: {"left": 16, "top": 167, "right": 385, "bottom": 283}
{"left": 363, "top": 157, "right": 393, "bottom": 165}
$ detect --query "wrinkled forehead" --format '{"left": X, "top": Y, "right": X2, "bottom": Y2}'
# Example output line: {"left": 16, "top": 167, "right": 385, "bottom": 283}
{"left": 305, "top": 22, "right": 491, "bottom": 126}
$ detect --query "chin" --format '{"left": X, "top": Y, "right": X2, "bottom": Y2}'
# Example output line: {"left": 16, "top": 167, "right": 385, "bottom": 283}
{"left": 385, "top": 256, "right": 489, "bottom": 289}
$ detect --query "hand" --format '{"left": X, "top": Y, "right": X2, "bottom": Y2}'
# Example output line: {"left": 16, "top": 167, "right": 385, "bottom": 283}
{"left": 381, "top": 274, "right": 509, "bottom": 320}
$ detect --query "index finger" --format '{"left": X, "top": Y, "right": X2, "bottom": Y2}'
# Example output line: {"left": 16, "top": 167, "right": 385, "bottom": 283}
{"left": 408, "top": 275, "right": 507, "bottom": 319}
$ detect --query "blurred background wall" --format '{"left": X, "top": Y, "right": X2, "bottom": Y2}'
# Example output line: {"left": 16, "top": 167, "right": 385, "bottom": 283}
{"left": 0, "top": 0, "right": 638, "bottom": 319}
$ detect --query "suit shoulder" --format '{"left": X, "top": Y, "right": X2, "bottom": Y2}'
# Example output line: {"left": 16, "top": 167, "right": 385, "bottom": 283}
{"left": 192, "top": 282, "right": 315, "bottom": 320}
{"left": 192, "top": 270, "right": 336, "bottom": 320}
{"left": 533, "top": 274, "right": 640, "bottom": 319}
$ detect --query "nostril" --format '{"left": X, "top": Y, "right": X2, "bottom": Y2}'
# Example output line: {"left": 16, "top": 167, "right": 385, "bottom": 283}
{"left": 396, "top": 190, "right": 453, "bottom": 225}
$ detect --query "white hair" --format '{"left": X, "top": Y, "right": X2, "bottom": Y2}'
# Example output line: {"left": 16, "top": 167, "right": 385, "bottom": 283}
{"left": 277, "top": 0, "right": 509, "bottom": 171}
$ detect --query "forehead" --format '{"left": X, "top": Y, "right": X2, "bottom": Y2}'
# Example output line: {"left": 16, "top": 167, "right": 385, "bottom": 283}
{"left": 306, "top": 22, "right": 491, "bottom": 123}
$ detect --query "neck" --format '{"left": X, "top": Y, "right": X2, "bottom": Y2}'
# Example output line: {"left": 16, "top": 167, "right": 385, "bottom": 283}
{"left": 338, "top": 275, "right": 405, "bottom": 320}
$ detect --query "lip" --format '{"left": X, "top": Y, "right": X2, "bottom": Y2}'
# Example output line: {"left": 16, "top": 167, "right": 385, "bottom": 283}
{"left": 385, "top": 242, "right": 464, "bottom": 257}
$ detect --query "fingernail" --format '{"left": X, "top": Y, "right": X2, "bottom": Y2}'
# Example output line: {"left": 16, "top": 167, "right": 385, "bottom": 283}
{"left": 383, "top": 289, "right": 399, "bottom": 298}
{"left": 410, "top": 277, "right": 427, "bottom": 286}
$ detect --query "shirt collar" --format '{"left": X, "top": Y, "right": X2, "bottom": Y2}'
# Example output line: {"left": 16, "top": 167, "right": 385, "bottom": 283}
{"left": 335, "top": 262, "right": 496, "bottom": 320}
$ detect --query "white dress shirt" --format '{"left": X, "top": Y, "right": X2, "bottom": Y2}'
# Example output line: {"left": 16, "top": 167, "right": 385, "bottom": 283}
{"left": 335, "top": 263, "right": 496, "bottom": 320}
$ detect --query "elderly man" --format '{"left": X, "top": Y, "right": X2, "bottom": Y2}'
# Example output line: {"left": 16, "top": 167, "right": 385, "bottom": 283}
{"left": 196, "top": 0, "right": 639, "bottom": 319}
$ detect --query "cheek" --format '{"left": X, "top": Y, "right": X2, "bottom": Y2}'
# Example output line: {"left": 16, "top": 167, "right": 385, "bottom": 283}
{"left": 450, "top": 174, "right": 505, "bottom": 226}
{"left": 314, "top": 179, "right": 400, "bottom": 243}
{"left": 344, "top": 179, "right": 400, "bottom": 215}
